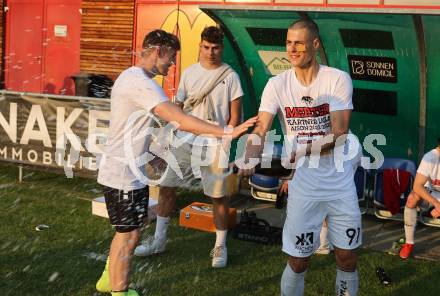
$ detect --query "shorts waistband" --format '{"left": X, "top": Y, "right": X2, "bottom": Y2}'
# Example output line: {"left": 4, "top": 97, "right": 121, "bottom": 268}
{"left": 103, "top": 186, "right": 147, "bottom": 200}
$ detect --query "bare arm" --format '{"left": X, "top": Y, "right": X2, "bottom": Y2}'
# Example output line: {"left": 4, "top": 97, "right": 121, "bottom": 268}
{"left": 247, "top": 111, "right": 275, "bottom": 157}
{"left": 227, "top": 98, "right": 242, "bottom": 128}
{"left": 413, "top": 173, "right": 440, "bottom": 209}
{"left": 238, "top": 111, "right": 275, "bottom": 176}
{"left": 153, "top": 101, "right": 256, "bottom": 139}
{"left": 254, "top": 110, "right": 275, "bottom": 136}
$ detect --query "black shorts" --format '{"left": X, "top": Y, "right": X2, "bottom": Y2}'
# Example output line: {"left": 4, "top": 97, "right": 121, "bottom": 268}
{"left": 103, "top": 186, "right": 149, "bottom": 233}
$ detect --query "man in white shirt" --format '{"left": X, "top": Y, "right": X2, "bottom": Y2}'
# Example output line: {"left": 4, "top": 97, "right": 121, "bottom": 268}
{"left": 134, "top": 26, "right": 243, "bottom": 268}
{"left": 95, "top": 29, "right": 256, "bottom": 296}
{"left": 400, "top": 138, "right": 440, "bottom": 259}
{"left": 239, "top": 19, "right": 361, "bottom": 296}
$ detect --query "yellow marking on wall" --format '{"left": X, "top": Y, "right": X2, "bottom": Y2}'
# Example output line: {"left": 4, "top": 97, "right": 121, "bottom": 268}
{"left": 155, "top": 9, "right": 216, "bottom": 86}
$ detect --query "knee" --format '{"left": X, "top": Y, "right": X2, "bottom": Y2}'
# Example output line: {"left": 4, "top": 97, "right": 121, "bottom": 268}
{"left": 127, "top": 227, "right": 141, "bottom": 239}
{"left": 406, "top": 192, "right": 421, "bottom": 209}
{"left": 160, "top": 187, "right": 176, "bottom": 198}
{"left": 127, "top": 229, "right": 141, "bottom": 249}
{"left": 211, "top": 196, "right": 227, "bottom": 205}
{"left": 335, "top": 249, "right": 357, "bottom": 272}
{"left": 113, "top": 228, "right": 141, "bottom": 252}
{"left": 287, "top": 256, "right": 309, "bottom": 273}
{"left": 115, "top": 224, "right": 142, "bottom": 236}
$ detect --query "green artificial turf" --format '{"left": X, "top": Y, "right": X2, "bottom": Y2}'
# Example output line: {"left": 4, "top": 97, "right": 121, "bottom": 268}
{"left": 1, "top": 164, "right": 440, "bottom": 296}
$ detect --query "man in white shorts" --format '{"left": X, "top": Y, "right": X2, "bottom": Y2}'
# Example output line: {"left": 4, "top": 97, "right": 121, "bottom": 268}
{"left": 134, "top": 26, "right": 243, "bottom": 268}
{"left": 316, "top": 136, "right": 363, "bottom": 255}
{"left": 95, "top": 29, "right": 255, "bottom": 296}
{"left": 239, "top": 19, "right": 361, "bottom": 295}
{"left": 400, "top": 137, "right": 440, "bottom": 259}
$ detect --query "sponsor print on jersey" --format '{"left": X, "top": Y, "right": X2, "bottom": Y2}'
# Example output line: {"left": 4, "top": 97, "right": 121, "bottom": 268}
{"left": 284, "top": 103, "right": 330, "bottom": 144}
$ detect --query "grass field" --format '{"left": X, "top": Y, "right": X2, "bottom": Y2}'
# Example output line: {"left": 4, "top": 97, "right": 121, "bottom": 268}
{"left": 1, "top": 163, "right": 440, "bottom": 296}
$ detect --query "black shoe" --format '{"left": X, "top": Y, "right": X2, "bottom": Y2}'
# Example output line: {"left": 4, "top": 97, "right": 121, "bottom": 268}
{"left": 240, "top": 210, "right": 250, "bottom": 225}
{"left": 376, "top": 267, "right": 391, "bottom": 286}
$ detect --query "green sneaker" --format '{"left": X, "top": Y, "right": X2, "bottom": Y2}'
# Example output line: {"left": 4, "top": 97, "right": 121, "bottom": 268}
{"left": 387, "top": 238, "right": 405, "bottom": 256}
{"left": 96, "top": 257, "right": 111, "bottom": 293}
{"left": 387, "top": 241, "right": 400, "bottom": 256}
{"left": 111, "top": 289, "right": 139, "bottom": 296}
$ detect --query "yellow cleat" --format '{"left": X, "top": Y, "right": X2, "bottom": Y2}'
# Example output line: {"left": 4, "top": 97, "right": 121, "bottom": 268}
{"left": 96, "top": 257, "right": 111, "bottom": 293}
{"left": 111, "top": 289, "right": 139, "bottom": 296}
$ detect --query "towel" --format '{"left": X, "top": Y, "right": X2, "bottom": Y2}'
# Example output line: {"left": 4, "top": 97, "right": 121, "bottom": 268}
{"left": 383, "top": 169, "right": 411, "bottom": 215}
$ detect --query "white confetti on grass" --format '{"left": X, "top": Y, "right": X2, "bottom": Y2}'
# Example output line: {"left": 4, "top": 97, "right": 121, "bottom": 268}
{"left": 48, "top": 272, "right": 59, "bottom": 282}
{"left": 23, "top": 265, "right": 31, "bottom": 272}
{"left": 1, "top": 241, "right": 12, "bottom": 250}
{"left": 7, "top": 198, "right": 21, "bottom": 210}
{"left": 23, "top": 172, "right": 35, "bottom": 179}
{"left": 136, "top": 262, "right": 150, "bottom": 273}
{"left": 82, "top": 252, "right": 107, "bottom": 262}
{"left": 0, "top": 183, "right": 14, "bottom": 189}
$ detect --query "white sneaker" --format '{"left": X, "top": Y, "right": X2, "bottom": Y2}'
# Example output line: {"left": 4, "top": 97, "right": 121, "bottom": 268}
{"left": 134, "top": 236, "right": 166, "bottom": 257}
{"left": 211, "top": 246, "right": 227, "bottom": 268}
{"left": 315, "top": 243, "right": 331, "bottom": 255}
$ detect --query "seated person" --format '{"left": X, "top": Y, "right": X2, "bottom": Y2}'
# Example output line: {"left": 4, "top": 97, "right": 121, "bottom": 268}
{"left": 400, "top": 137, "right": 440, "bottom": 259}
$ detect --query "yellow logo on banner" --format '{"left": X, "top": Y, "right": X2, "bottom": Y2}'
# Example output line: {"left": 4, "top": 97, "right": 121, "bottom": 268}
{"left": 155, "top": 10, "right": 216, "bottom": 86}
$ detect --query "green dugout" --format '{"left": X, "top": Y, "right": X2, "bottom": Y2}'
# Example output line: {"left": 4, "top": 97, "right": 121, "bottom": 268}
{"left": 202, "top": 6, "right": 440, "bottom": 162}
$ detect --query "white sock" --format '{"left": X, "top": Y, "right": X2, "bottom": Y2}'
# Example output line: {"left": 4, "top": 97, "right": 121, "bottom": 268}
{"left": 215, "top": 230, "right": 227, "bottom": 247}
{"left": 281, "top": 264, "right": 306, "bottom": 296}
{"left": 335, "top": 269, "right": 358, "bottom": 296}
{"left": 154, "top": 215, "right": 170, "bottom": 240}
{"left": 319, "top": 225, "right": 329, "bottom": 248}
{"left": 404, "top": 206, "right": 417, "bottom": 244}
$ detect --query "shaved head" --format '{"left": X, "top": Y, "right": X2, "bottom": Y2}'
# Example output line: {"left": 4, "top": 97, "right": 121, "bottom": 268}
{"left": 288, "top": 19, "right": 320, "bottom": 40}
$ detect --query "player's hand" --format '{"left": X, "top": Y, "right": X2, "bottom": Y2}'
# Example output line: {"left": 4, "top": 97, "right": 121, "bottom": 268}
{"left": 278, "top": 180, "right": 288, "bottom": 195}
{"left": 229, "top": 160, "right": 256, "bottom": 178}
{"left": 281, "top": 151, "right": 297, "bottom": 170}
{"left": 149, "top": 156, "right": 167, "bottom": 172}
{"left": 230, "top": 116, "right": 258, "bottom": 139}
{"left": 432, "top": 201, "right": 440, "bottom": 218}
{"left": 237, "top": 166, "right": 255, "bottom": 178}
{"left": 290, "top": 151, "right": 297, "bottom": 164}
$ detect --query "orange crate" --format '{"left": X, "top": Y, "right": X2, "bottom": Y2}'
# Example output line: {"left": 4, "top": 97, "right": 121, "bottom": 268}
{"left": 179, "top": 202, "right": 237, "bottom": 233}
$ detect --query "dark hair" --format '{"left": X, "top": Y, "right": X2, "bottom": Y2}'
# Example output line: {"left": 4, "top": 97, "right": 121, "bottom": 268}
{"left": 201, "top": 26, "right": 224, "bottom": 45}
{"left": 438, "top": 137, "right": 440, "bottom": 146}
{"left": 288, "top": 19, "right": 320, "bottom": 39}
{"left": 142, "top": 29, "right": 180, "bottom": 51}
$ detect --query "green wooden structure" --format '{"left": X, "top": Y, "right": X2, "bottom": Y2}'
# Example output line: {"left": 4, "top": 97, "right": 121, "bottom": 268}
{"left": 204, "top": 6, "right": 440, "bottom": 162}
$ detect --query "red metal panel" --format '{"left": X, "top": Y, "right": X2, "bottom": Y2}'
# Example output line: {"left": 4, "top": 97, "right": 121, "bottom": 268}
{"left": 135, "top": 3, "right": 180, "bottom": 99}
{"left": 5, "top": 0, "right": 44, "bottom": 92}
{"left": 42, "top": 0, "right": 81, "bottom": 95}
{"left": 135, "top": 3, "right": 216, "bottom": 98}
